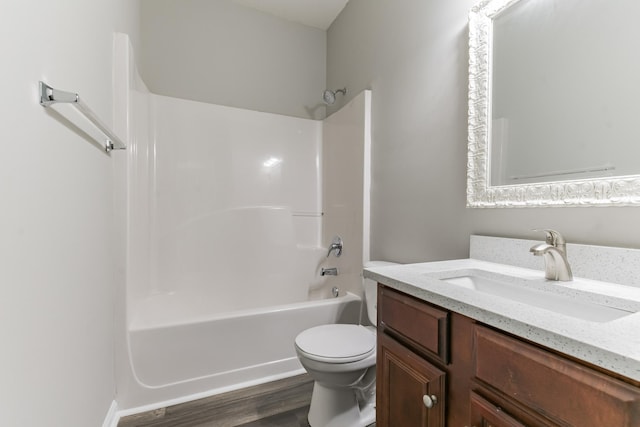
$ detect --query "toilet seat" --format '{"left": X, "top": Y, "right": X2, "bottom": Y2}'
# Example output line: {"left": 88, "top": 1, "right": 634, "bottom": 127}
{"left": 295, "top": 324, "right": 375, "bottom": 364}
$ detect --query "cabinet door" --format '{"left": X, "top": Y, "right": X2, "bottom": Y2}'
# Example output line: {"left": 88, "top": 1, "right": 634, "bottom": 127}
{"left": 469, "top": 392, "right": 527, "bottom": 427}
{"left": 377, "top": 333, "right": 445, "bottom": 427}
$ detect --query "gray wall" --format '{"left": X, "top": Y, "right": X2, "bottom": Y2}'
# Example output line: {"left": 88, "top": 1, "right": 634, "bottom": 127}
{"left": 141, "top": 0, "right": 327, "bottom": 119}
{"left": 327, "top": 0, "right": 640, "bottom": 264}
{"left": 1, "top": 1, "right": 139, "bottom": 426}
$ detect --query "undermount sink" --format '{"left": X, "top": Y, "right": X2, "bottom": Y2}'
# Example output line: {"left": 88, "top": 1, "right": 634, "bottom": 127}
{"left": 440, "top": 270, "right": 636, "bottom": 323}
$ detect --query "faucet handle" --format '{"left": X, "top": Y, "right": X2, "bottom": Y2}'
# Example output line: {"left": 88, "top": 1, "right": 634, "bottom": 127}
{"left": 326, "top": 236, "right": 343, "bottom": 257}
{"left": 532, "top": 229, "right": 566, "bottom": 246}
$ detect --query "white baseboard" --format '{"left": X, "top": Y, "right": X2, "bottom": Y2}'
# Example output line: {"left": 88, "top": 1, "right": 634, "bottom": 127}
{"left": 102, "top": 400, "right": 120, "bottom": 427}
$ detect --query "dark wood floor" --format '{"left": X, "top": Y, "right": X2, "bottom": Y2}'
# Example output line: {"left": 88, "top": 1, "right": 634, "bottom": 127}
{"left": 237, "top": 408, "right": 376, "bottom": 427}
{"left": 235, "top": 406, "right": 310, "bottom": 427}
{"left": 118, "top": 374, "right": 376, "bottom": 427}
{"left": 118, "top": 375, "right": 313, "bottom": 427}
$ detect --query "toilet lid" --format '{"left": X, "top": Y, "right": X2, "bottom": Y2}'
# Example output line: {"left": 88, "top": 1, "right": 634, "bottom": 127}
{"left": 295, "top": 324, "right": 375, "bottom": 363}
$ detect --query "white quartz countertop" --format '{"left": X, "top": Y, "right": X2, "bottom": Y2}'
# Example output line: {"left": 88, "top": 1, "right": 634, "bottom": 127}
{"left": 365, "top": 258, "right": 640, "bottom": 382}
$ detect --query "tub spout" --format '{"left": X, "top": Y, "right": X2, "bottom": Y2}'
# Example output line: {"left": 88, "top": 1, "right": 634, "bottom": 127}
{"left": 321, "top": 267, "right": 338, "bottom": 276}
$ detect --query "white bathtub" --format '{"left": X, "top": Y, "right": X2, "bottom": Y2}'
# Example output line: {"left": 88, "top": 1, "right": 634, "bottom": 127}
{"left": 124, "top": 291, "right": 362, "bottom": 410}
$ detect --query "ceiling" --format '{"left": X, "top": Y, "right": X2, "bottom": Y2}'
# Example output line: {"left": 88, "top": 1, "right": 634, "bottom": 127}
{"left": 232, "top": 0, "right": 349, "bottom": 30}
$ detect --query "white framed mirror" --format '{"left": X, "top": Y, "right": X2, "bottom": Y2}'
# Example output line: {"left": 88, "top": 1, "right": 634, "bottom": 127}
{"left": 467, "top": 0, "right": 640, "bottom": 207}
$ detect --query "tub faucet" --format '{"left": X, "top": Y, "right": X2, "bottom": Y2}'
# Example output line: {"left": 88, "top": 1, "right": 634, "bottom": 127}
{"left": 529, "top": 229, "right": 573, "bottom": 281}
{"left": 326, "top": 236, "right": 343, "bottom": 258}
{"left": 321, "top": 267, "right": 338, "bottom": 276}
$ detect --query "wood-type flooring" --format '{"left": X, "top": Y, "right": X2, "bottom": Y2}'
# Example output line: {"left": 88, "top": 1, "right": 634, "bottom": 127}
{"left": 118, "top": 374, "right": 376, "bottom": 427}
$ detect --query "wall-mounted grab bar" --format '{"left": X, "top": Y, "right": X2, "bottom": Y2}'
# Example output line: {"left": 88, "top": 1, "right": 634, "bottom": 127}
{"left": 38, "top": 81, "right": 126, "bottom": 153}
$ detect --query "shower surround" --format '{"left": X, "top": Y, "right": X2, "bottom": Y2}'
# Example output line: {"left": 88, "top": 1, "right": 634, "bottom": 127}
{"left": 113, "top": 35, "right": 372, "bottom": 412}
{"left": 140, "top": 94, "right": 325, "bottom": 313}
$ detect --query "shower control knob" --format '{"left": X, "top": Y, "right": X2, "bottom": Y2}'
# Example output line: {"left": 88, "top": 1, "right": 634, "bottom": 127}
{"left": 422, "top": 394, "right": 438, "bottom": 409}
{"left": 326, "top": 235, "right": 343, "bottom": 258}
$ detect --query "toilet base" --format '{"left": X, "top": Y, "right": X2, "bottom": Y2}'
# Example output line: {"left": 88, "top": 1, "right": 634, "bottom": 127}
{"left": 307, "top": 383, "right": 375, "bottom": 427}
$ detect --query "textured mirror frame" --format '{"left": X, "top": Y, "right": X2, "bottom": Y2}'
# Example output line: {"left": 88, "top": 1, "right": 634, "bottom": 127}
{"left": 467, "top": 0, "right": 640, "bottom": 208}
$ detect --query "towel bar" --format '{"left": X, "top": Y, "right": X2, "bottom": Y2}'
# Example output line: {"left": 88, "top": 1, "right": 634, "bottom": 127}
{"left": 39, "top": 81, "right": 126, "bottom": 153}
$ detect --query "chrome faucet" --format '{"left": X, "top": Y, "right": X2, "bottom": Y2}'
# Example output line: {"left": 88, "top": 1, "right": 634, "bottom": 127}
{"left": 326, "top": 236, "right": 343, "bottom": 258}
{"left": 529, "top": 229, "right": 573, "bottom": 281}
{"left": 321, "top": 267, "right": 338, "bottom": 276}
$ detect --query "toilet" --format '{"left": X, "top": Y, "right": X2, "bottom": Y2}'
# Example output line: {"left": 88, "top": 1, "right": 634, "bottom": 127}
{"left": 294, "top": 261, "right": 397, "bottom": 427}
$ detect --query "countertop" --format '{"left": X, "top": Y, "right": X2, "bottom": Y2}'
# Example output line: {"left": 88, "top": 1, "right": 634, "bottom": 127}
{"left": 365, "top": 258, "right": 640, "bottom": 382}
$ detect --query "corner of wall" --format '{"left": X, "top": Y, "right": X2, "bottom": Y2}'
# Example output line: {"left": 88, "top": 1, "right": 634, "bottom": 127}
{"left": 102, "top": 401, "right": 120, "bottom": 427}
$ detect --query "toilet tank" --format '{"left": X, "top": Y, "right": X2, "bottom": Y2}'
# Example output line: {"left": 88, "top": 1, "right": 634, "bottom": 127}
{"left": 363, "top": 261, "right": 398, "bottom": 325}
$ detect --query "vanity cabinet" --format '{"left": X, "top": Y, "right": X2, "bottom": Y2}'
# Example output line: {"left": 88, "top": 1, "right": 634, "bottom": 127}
{"left": 377, "top": 285, "right": 640, "bottom": 427}
{"left": 377, "top": 286, "right": 475, "bottom": 426}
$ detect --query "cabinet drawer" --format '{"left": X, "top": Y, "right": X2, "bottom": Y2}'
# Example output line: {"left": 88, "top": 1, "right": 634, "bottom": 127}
{"left": 378, "top": 286, "right": 449, "bottom": 364}
{"left": 474, "top": 325, "right": 640, "bottom": 427}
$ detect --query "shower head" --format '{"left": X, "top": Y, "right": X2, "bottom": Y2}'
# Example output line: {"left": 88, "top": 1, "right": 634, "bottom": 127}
{"left": 322, "top": 88, "right": 347, "bottom": 105}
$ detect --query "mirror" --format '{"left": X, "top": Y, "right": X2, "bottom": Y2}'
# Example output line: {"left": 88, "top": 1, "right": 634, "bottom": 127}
{"left": 467, "top": 0, "right": 640, "bottom": 207}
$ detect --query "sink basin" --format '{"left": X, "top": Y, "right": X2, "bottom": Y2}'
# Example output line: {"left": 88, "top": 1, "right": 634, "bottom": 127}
{"left": 441, "top": 272, "right": 635, "bottom": 322}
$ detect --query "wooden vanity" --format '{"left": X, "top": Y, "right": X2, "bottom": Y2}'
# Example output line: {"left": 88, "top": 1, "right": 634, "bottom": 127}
{"left": 376, "top": 285, "right": 640, "bottom": 427}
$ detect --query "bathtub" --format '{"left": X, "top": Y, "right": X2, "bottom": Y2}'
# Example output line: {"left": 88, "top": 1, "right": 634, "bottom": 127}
{"left": 124, "top": 291, "right": 362, "bottom": 410}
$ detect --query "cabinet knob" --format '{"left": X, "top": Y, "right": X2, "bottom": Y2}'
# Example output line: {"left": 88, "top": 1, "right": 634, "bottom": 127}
{"left": 422, "top": 394, "right": 438, "bottom": 408}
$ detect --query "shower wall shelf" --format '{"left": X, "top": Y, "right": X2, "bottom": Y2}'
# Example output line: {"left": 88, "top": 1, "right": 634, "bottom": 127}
{"left": 38, "top": 81, "right": 126, "bottom": 153}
